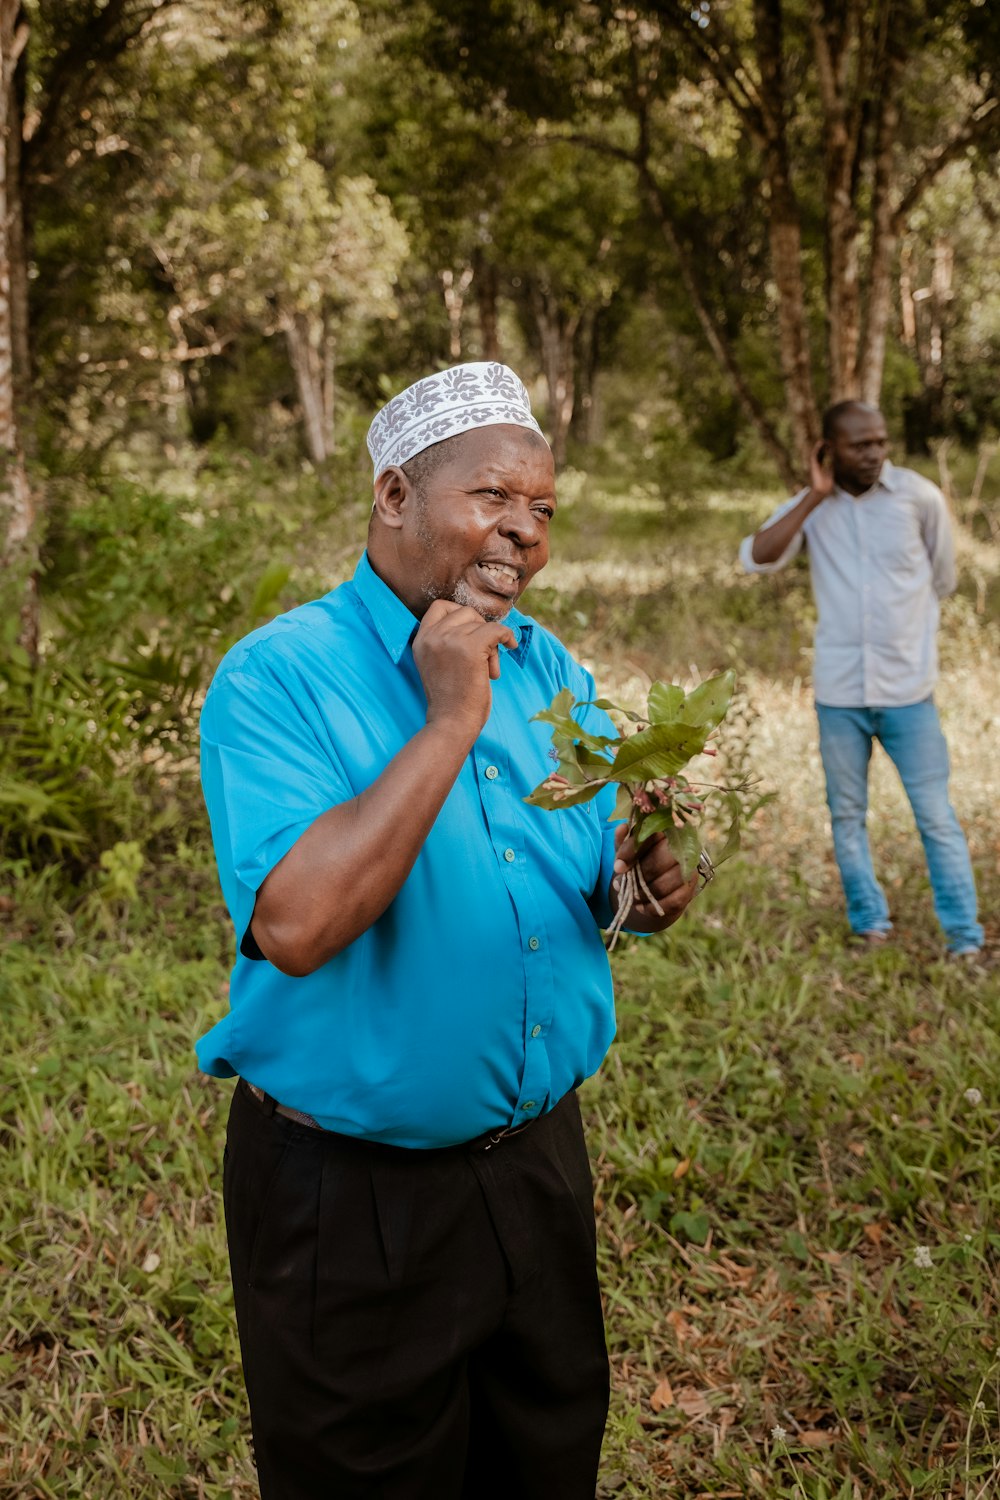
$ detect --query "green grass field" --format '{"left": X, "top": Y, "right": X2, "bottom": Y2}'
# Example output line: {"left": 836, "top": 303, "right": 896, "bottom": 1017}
{"left": 2, "top": 460, "right": 999, "bottom": 1498}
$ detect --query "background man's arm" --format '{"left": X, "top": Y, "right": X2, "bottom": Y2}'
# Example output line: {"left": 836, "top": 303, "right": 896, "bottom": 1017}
{"left": 748, "top": 442, "right": 835, "bottom": 565}
{"left": 251, "top": 601, "right": 515, "bottom": 977}
{"left": 921, "top": 482, "right": 958, "bottom": 599}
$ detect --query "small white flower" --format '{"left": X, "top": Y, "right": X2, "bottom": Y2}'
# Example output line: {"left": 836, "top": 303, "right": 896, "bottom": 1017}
{"left": 965, "top": 1087, "right": 983, "bottom": 1106}
{"left": 142, "top": 1251, "right": 161, "bottom": 1273}
{"left": 965, "top": 1234, "right": 974, "bottom": 1242}
{"left": 771, "top": 1425, "right": 787, "bottom": 1441}
{"left": 914, "top": 1245, "right": 933, "bottom": 1269}
{"left": 976, "top": 1400, "right": 986, "bottom": 1410}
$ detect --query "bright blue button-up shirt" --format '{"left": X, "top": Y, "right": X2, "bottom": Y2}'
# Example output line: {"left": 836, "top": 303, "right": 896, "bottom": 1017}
{"left": 197, "top": 551, "right": 620, "bottom": 1147}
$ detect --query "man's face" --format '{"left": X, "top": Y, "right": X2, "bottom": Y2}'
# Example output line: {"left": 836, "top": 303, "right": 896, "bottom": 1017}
{"left": 397, "top": 425, "right": 556, "bottom": 621}
{"left": 829, "top": 408, "right": 889, "bottom": 494}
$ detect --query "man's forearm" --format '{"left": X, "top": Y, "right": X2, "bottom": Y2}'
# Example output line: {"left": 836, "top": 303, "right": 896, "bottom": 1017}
{"left": 751, "top": 489, "right": 826, "bottom": 564}
{"left": 252, "top": 719, "right": 476, "bottom": 976}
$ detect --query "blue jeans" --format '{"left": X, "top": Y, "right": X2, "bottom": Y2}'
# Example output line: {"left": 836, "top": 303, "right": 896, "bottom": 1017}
{"left": 815, "top": 699, "right": 983, "bottom": 951}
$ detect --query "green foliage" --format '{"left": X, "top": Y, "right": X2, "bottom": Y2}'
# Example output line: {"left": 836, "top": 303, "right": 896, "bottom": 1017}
{"left": 526, "top": 671, "right": 742, "bottom": 882}
{"left": 3, "top": 451, "right": 361, "bottom": 878}
{"left": 0, "top": 648, "right": 153, "bottom": 867}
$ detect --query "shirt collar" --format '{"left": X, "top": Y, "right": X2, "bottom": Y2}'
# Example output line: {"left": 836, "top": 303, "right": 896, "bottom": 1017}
{"left": 351, "top": 551, "right": 534, "bottom": 668}
{"left": 835, "top": 458, "right": 895, "bottom": 501}
{"left": 877, "top": 460, "right": 897, "bottom": 492}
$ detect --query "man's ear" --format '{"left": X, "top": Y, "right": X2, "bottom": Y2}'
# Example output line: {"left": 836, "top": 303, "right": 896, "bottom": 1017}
{"left": 372, "top": 467, "right": 412, "bottom": 530}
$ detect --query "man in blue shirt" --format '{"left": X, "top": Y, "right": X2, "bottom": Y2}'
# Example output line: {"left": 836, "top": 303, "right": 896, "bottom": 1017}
{"left": 741, "top": 400, "right": 982, "bottom": 959}
{"left": 199, "top": 363, "right": 698, "bottom": 1499}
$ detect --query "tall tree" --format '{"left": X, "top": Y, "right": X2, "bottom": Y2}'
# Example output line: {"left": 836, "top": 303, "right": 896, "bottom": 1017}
{"left": 415, "top": 0, "right": 1000, "bottom": 482}
{"left": 0, "top": 1, "right": 32, "bottom": 651}
{"left": 1, "top": 0, "right": 227, "bottom": 650}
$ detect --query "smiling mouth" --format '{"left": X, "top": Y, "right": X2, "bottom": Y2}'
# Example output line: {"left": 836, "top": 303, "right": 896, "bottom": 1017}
{"left": 476, "top": 560, "right": 522, "bottom": 594}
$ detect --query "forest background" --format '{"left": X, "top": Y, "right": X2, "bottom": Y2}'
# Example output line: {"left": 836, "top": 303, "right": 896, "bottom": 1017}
{"left": 2, "top": 2, "right": 1000, "bottom": 1496}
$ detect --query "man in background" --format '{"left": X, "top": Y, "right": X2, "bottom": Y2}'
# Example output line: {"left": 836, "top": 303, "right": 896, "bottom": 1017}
{"left": 198, "top": 362, "right": 698, "bottom": 1499}
{"left": 740, "top": 399, "right": 983, "bottom": 960}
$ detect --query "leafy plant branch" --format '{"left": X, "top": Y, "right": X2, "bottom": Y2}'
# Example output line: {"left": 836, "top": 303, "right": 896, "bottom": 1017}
{"left": 525, "top": 669, "right": 758, "bottom": 948}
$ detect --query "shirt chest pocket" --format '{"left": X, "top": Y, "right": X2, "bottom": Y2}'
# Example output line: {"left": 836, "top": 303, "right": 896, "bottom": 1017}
{"left": 554, "top": 796, "right": 604, "bottom": 896}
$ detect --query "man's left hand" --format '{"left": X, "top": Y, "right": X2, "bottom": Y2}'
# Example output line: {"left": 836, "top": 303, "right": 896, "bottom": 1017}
{"left": 610, "top": 824, "right": 698, "bottom": 933}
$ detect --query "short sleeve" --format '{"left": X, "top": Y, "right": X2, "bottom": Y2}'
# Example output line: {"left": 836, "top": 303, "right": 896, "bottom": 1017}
{"left": 200, "top": 668, "right": 353, "bottom": 942}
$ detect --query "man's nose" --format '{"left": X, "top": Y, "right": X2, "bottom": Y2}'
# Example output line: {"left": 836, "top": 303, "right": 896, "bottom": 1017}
{"left": 500, "top": 502, "right": 543, "bottom": 545}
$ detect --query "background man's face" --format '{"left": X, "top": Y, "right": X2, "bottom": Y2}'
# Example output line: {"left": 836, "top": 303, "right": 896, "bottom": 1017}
{"left": 829, "top": 409, "right": 889, "bottom": 493}
{"left": 403, "top": 425, "right": 556, "bottom": 621}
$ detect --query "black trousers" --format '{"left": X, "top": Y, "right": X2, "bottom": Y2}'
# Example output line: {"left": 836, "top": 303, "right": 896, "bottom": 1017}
{"left": 223, "top": 1080, "right": 610, "bottom": 1500}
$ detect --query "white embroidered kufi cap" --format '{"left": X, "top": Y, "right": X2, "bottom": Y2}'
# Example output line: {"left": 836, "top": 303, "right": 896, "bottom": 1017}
{"left": 366, "top": 362, "right": 545, "bottom": 476}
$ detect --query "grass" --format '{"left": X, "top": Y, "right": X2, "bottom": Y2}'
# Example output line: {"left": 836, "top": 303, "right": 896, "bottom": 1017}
{"left": 2, "top": 451, "right": 999, "bottom": 1497}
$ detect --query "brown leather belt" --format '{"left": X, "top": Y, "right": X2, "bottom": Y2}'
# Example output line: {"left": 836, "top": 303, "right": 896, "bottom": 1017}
{"left": 241, "top": 1078, "right": 536, "bottom": 1152}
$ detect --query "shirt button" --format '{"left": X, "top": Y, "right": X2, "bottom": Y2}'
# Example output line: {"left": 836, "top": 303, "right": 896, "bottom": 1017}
{"left": 485, "top": 765, "right": 499, "bottom": 780}
{"left": 503, "top": 847, "right": 516, "bottom": 863}
{"left": 528, "top": 936, "right": 540, "bottom": 951}
{"left": 521, "top": 1100, "right": 536, "bottom": 1111}
{"left": 531, "top": 1024, "right": 542, "bottom": 1038}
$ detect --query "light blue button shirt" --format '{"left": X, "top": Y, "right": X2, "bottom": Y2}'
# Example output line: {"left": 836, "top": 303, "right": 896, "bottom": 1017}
{"left": 739, "top": 462, "right": 956, "bottom": 707}
{"left": 197, "top": 552, "right": 621, "bottom": 1147}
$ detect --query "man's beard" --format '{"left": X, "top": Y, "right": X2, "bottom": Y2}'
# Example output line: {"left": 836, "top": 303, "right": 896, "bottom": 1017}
{"left": 451, "top": 577, "right": 512, "bottom": 622}
{"left": 412, "top": 494, "right": 513, "bottom": 622}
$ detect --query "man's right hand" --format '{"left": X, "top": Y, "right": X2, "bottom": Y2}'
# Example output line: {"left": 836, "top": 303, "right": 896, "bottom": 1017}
{"left": 750, "top": 445, "right": 833, "bottom": 566}
{"left": 254, "top": 598, "right": 518, "bottom": 976}
{"left": 413, "top": 599, "right": 518, "bottom": 739}
{"left": 808, "top": 440, "right": 836, "bottom": 501}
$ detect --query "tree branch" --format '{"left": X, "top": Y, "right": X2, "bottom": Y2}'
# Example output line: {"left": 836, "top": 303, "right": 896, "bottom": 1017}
{"left": 893, "top": 96, "right": 1000, "bottom": 229}
{"left": 643, "top": 0, "right": 770, "bottom": 147}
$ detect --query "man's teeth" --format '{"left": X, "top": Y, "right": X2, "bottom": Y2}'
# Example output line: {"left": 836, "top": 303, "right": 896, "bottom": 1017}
{"left": 480, "top": 562, "right": 518, "bottom": 582}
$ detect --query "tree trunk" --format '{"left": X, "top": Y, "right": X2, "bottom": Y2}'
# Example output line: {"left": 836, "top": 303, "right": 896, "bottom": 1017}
{"left": 924, "top": 235, "right": 953, "bottom": 426}
{"left": 754, "top": 0, "right": 820, "bottom": 460}
{"left": 0, "top": 2, "right": 36, "bottom": 657}
{"left": 284, "top": 309, "right": 332, "bottom": 466}
{"left": 571, "top": 306, "right": 600, "bottom": 446}
{"left": 440, "top": 264, "right": 473, "bottom": 361}
{"left": 531, "top": 285, "right": 579, "bottom": 469}
{"left": 811, "top": 0, "right": 865, "bottom": 401}
{"left": 322, "top": 315, "right": 335, "bottom": 449}
{"left": 767, "top": 197, "right": 821, "bottom": 456}
{"left": 858, "top": 32, "right": 906, "bottom": 404}
{"left": 899, "top": 241, "right": 917, "bottom": 349}
{"left": 639, "top": 164, "right": 799, "bottom": 490}
{"left": 473, "top": 250, "right": 500, "bottom": 361}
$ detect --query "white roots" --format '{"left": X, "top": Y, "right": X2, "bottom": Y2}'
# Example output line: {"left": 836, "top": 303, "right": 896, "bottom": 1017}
{"left": 605, "top": 843, "right": 665, "bottom": 952}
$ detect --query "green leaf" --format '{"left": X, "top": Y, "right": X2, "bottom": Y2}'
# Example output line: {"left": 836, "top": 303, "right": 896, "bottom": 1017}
{"left": 612, "top": 783, "right": 633, "bottom": 823}
{"left": 669, "top": 1209, "right": 710, "bottom": 1245}
{"left": 784, "top": 1229, "right": 811, "bottom": 1263}
{"left": 532, "top": 689, "right": 617, "bottom": 754}
{"left": 140, "top": 1450, "right": 189, "bottom": 1481}
{"left": 588, "top": 698, "right": 645, "bottom": 722}
{"left": 715, "top": 790, "right": 743, "bottom": 866}
{"left": 547, "top": 742, "right": 613, "bottom": 787}
{"left": 633, "top": 808, "right": 674, "bottom": 844}
{"left": 609, "top": 721, "right": 707, "bottom": 782}
{"left": 663, "top": 822, "right": 702, "bottom": 879}
{"left": 682, "top": 670, "right": 736, "bottom": 730}
{"left": 647, "top": 681, "right": 685, "bottom": 723}
{"left": 524, "top": 779, "right": 604, "bottom": 810}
